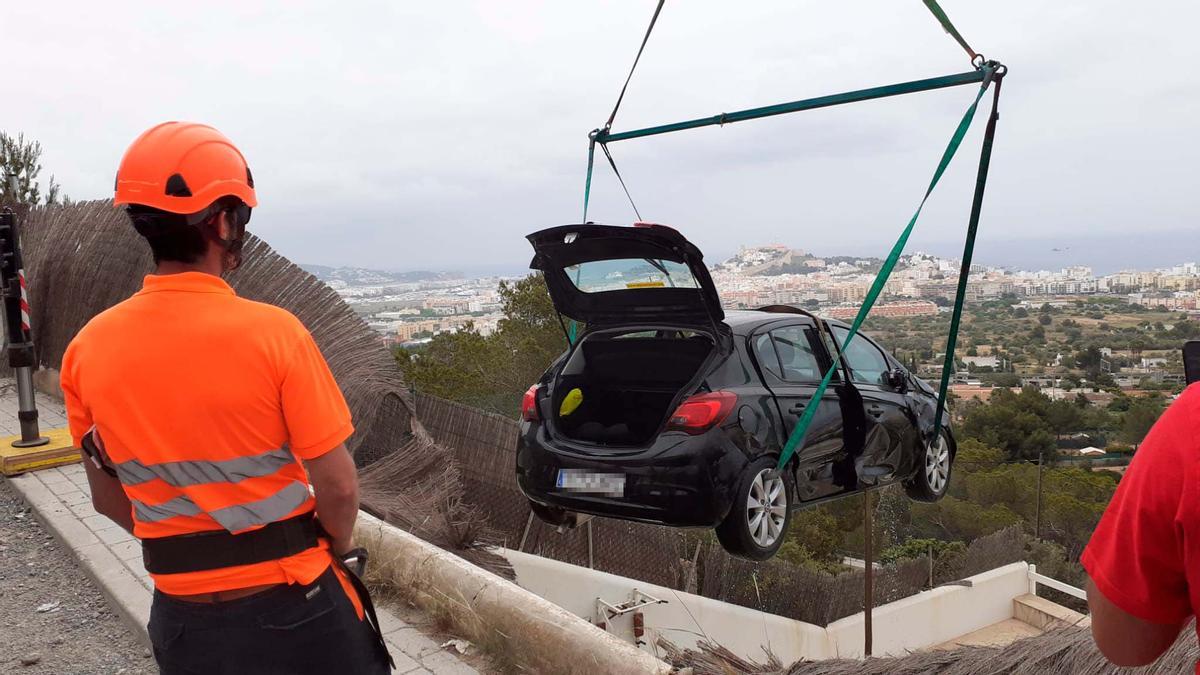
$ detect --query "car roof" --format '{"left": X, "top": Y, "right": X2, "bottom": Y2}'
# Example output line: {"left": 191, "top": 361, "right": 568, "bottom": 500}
{"left": 724, "top": 309, "right": 818, "bottom": 333}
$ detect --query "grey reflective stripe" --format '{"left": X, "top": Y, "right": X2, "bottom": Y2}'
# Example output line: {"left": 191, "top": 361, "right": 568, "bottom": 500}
{"left": 207, "top": 481, "right": 312, "bottom": 532}
{"left": 114, "top": 447, "right": 298, "bottom": 488}
{"left": 130, "top": 481, "right": 312, "bottom": 532}
{"left": 133, "top": 494, "right": 204, "bottom": 523}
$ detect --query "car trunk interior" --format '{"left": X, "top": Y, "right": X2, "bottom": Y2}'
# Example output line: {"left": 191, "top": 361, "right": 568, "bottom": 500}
{"left": 552, "top": 329, "right": 715, "bottom": 447}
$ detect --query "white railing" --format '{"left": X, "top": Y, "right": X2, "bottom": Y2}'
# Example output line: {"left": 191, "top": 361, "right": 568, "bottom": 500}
{"left": 1028, "top": 564, "right": 1087, "bottom": 600}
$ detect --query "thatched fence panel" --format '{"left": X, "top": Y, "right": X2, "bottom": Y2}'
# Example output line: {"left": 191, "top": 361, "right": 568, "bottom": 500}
{"left": 15, "top": 200, "right": 411, "bottom": 467}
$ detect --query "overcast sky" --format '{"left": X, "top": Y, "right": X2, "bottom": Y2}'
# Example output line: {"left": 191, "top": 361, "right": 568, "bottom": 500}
{"left": 7, "top": 1, "right": 1198, "bottom": 274}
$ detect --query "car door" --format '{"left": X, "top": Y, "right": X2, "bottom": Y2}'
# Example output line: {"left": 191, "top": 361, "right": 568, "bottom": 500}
{"left": 829, "top": 326, "right": 918, "bottom": 482}
{"left": 750, "top": 323, "right": 845, "bottom": 500}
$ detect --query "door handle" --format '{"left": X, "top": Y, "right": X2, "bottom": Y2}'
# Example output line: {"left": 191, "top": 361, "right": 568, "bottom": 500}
{"left": 867, "top": 405, "right": 885, "bottom": 418}
{"left": 788, "top": 403, "right": 807, "bottom": 414}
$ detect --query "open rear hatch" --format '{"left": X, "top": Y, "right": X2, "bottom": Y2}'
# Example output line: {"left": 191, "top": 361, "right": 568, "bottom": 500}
{"left": 527, "top": 223, "right": 726, "bottom": 448}
{"left": 526, "top": 223, "right": 724, "bottom": 330}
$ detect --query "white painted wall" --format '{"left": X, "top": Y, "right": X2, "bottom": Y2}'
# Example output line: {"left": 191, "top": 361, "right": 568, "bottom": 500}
{"left": 501, "top": 548, "right": 1032, "bottom": 663}
{"left": 826, "top": 562, "right": 1031, "bottom": 659}
{"left": 503, "top": 548, "right": 832, "bottom": 664}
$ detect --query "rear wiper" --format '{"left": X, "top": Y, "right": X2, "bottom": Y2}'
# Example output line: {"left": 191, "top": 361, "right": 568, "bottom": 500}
{"left": 643, "top": 258, "right": 676, "bottom": 287}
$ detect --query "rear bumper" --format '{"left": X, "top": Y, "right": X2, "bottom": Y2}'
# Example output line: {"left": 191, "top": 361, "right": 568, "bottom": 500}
{"left": 515, "top": 422, "right": 747, "bottom": 528}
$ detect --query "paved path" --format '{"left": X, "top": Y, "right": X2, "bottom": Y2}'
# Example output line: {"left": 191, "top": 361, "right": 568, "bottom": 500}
{"left": 4, "top": 387, "right": 482, "bottom": 674}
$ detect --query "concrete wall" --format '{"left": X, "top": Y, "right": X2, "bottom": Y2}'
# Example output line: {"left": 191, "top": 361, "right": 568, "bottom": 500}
{"left": 503, "top": 548, "right": 1033, "bottom": 663}
{"left": 826, "top": 562, "right": 1031, "bottom": 658}
{"left": 503, "top": 548, "right": 832, "bottom": 663}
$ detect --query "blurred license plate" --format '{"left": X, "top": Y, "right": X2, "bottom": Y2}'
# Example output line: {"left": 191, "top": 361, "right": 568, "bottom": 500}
{"left": 556, "top": 469, "right": 625, "bottom": 496}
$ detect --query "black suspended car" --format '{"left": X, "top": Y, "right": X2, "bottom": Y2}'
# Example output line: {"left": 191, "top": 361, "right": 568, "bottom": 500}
{"left": 516, "top": 223, "right": 955, "bottom": 560}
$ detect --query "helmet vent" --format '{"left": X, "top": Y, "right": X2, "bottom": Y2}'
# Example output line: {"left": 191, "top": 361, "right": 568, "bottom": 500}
{"left": 245, "top": 167, "right": 255, "bottom": 188}
{"left": 165, "top": 173, "right": 192, "bottom": 197}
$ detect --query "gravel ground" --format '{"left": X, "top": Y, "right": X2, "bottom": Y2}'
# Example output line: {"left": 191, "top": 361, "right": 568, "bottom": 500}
{"left": 0, "top": 477, "right": 154, "bottom": 675}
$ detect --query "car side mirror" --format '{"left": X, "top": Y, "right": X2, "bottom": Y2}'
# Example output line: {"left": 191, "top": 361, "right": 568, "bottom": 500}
{"left": 885, "top": 369, "right": 909, "bottom": 393}
{"left": 1186, "top": 341, "right": 1200, "bottom": 385}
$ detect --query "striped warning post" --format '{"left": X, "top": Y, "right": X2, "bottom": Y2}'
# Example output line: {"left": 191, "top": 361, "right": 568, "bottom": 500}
{"left": 18, "top": 269, "right": 30, "bottom": 334}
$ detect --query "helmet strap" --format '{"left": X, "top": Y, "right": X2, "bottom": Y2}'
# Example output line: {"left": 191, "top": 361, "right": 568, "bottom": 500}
{"left": 201, "top": 201, "right": 250, "bottom": 272}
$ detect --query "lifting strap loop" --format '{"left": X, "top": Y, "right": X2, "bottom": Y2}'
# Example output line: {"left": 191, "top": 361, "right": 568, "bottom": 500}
{"left": 776, "top": 72, "right": 994, "bottom": 471}
{"left": 932, "top": 75, "right": 1004, "bottom": 439}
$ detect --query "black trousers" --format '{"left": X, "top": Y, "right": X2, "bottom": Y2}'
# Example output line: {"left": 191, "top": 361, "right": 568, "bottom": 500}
{"left": 148, "top": 567, "right": 391, "bottom": 675}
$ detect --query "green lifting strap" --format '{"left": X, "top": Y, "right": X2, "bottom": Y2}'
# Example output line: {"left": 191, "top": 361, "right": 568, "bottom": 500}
{"left": 922, "top": 0, "right": 978, "bottom": 63}
{"left": 582, "top": 135, "right": 597, "bottom": 222}
{"left": 776, "top": 70, "right": 996, "bottom": 471}
{"left": 933, "top": 76, "right": 1004, "bottom": 436}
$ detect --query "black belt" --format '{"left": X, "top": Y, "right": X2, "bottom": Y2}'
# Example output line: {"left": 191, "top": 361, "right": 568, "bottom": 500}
{"left": 142, "top": 513, "right": 321, "bottom": 575}
{"left": 142, "top": 516, "right": 395, "bottom": 669}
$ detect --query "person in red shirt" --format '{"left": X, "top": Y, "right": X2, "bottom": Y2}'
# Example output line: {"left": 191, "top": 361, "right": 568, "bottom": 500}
{"left": 1083, "top": 383, "right": 1200, "bottom": 670}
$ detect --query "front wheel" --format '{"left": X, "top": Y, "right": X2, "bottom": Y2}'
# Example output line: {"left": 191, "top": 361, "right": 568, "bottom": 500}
{"left": 715, "top": 456, "right": 793, "bottom": 561}
{"left": 904, "top": 429, "right": 953, "bottom": 502}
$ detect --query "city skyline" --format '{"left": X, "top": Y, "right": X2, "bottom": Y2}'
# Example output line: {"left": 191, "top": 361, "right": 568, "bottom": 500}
{"left": 7, "top": 1, "right": 1198, "bottom": 271}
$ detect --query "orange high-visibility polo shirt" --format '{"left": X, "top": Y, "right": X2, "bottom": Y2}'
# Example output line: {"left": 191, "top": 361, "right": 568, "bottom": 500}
{"left": 60, "top": 272, "right": 355, "bottom": 596}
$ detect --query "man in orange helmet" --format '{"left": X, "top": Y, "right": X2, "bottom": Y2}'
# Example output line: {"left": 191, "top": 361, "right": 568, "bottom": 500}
{"left": 60, "top": 122, "right": 392, "bottom": 673}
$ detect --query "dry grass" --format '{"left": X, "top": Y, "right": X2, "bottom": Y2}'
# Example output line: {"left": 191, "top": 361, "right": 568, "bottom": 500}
{"left": 358, "top": 435, "right": 513, "bottom": 579}
{"left": 659, "top": 622, "right": 1200, "bottom": 675}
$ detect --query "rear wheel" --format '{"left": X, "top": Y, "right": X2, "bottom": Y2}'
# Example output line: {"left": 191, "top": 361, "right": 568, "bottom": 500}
{"left": 715, "top": 456, "right": 793, "bottom": 561}
{"left": 904, "top": 430, "right": 953, "bottom": 502}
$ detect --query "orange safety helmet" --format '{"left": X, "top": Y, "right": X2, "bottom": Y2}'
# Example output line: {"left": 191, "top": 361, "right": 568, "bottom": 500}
{"left": 114, "top": 122, "right": 257, "bottom": 214}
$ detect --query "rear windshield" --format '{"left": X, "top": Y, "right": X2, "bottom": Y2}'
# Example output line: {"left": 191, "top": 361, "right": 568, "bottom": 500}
{"left": 564, "top": 258, "right": 699, "bottom": 294}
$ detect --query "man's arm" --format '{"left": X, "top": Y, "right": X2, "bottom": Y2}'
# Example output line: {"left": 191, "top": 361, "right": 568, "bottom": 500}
{"left": 81, "top": 451, "right": 134, "bottom": 533}
{"left": 304, "top": 443, "right": 359, "bottom": 556}
{"left": 1087, "top": 578, "right": 1184, "bottom": 666}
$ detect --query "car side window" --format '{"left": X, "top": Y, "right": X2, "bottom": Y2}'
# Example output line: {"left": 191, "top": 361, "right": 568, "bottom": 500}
{"left": 830, "top": 326, "right": 890, "bottom": 386}
{"left": 752, "top": 334, "right": 783, "bottom": 380}
{"left": 769, "top": 326, "right": 822, "bottom": 383}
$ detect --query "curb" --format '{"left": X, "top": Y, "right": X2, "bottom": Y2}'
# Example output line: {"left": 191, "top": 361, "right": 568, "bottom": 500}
{"left": 355, "top": 511, "right": 673, "bottom": 675}
{"left": 9, "top": 473, "right": 152, "bottom": 647}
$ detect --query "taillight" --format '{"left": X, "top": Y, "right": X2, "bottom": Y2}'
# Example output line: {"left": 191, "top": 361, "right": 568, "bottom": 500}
{"left": 666, "top": 391, "right": 737, "bottom": 434}
{"left": 521, "top": 385, "right": 541, "bottom": 422}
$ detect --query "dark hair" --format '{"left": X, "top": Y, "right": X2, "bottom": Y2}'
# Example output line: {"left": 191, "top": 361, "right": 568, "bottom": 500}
{"left": 127, "top": 207, "right": 212, "bottom": 264}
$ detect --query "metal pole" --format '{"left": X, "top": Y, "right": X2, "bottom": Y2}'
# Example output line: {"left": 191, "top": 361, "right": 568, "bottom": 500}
{"left": 518, "top": 510, "right": 535, "bottom": 552}
{"left": 928, "top": 544, "right": 935, "bottom": 590}
{"left": 1035, "top": 451, "right": 1044, "bottom": 540}
{"left": 599, "top": 69, "right": 989, "bottom": 144}
{"left": 0, "top": 208, "right": 47, "bottom": 448}
{"left": 587, "top": 520, "right": 595, "bottom": 569}
{"left": 863, "top": 491, "right": 874, "bottom": 657}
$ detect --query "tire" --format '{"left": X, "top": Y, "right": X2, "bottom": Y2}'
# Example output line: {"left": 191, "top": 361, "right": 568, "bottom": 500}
{"left": 904, "top": 429, "right": 953, "bottom": 503}
{"left": 528, "top": 499, "right": 575, "bottom": 527}
{"left": 715, "top": 456, "right": 793, "bottom": 561}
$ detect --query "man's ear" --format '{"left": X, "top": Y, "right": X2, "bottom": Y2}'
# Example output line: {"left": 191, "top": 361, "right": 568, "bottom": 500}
{"left": 216, "top": 210, "right": 233, "bottom": 241}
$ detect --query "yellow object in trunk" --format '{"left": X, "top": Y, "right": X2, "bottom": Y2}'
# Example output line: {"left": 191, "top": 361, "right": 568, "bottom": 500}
{"left": 559, "top": 388, "right": 584, "bottom": 417}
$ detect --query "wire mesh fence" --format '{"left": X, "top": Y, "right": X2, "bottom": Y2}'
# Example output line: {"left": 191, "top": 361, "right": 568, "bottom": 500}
{"left": 415, "top": 390, "right": 1027, "bottom": 625}
{"left": 698, "top": 526, "right": 1024, "bottom": 626}
{"left": 415, "top": 392, "right": 691, "bottom": 587}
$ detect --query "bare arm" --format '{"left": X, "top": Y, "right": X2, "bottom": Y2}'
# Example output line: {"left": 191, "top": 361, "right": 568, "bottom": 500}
{"left": 304, "top": 443, "right": 359, "bottom": 556}
{"left": 81, "top": 451, "right": 134, "bottom": 533}
{"left": 1087, "top": 577, "right": 1185, "bottom": 667}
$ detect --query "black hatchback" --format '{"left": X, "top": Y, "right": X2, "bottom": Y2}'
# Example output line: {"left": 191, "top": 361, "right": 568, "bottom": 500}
{"left": 516, "top": 223, "right": 956, "bottom": 560}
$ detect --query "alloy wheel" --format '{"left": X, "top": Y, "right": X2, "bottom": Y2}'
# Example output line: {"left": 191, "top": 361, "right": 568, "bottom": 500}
{"left": 746, "top": 469, "right": 787, "bottom": 548}
{"left": 925, "top": 434, "right": 951, "bottom": 495}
